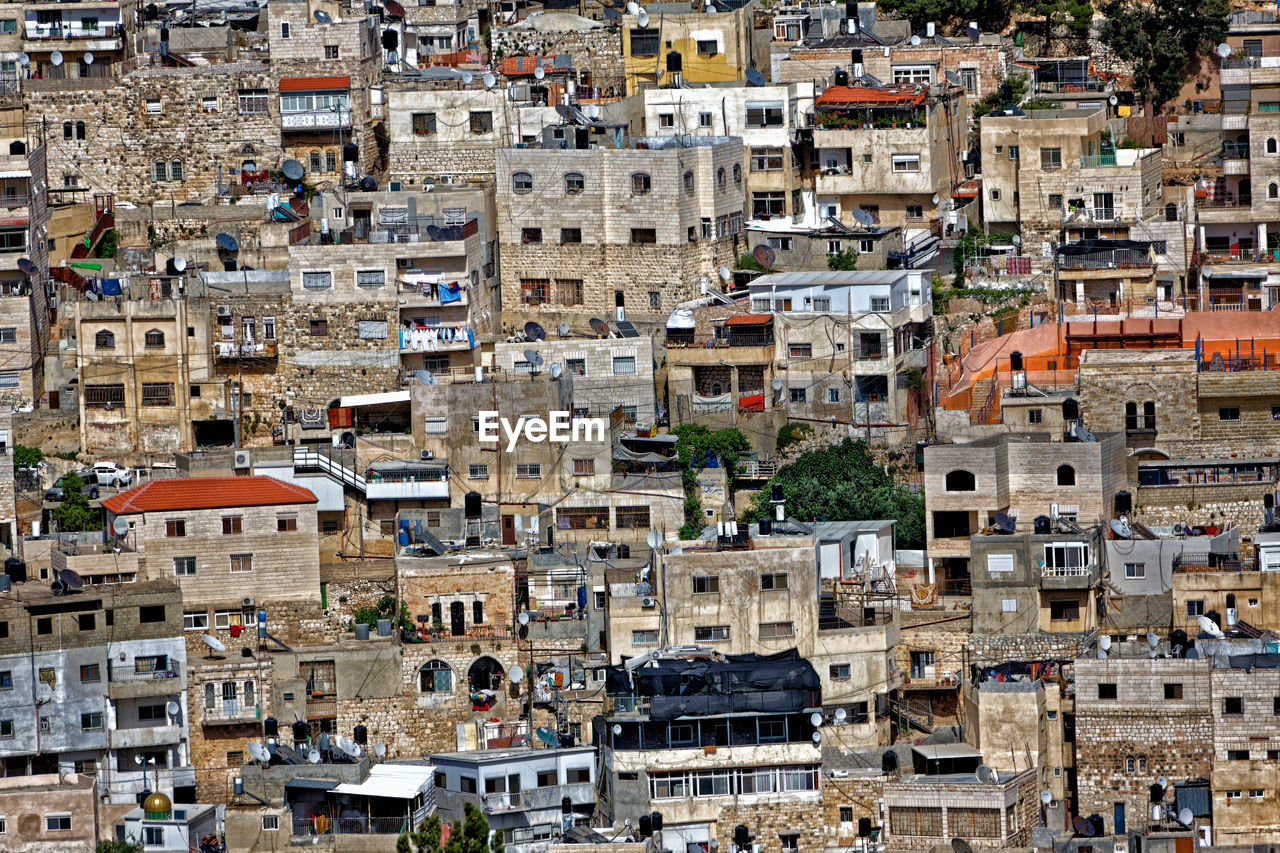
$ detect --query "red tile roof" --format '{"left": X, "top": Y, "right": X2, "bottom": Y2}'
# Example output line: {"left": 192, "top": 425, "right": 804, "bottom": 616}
{"left": 815, "top": 85, "right": 927, "bottom": 107}
{"left": 723, "top": 314, "right": 773, "bottom": 326}
{"left": 102, "top": 476, "right": 318, "bottom": 515}
{"left": 501, "top": 56, "right": 554, "bottom": 76}
{"left": 279, "top": 76, "right": 350, "bottom": 92}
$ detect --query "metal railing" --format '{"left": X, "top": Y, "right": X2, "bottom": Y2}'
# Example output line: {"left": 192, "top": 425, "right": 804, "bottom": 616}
{"left": 1041, "top": 563, "right": 1093, "bottom": 577}
{"left": 111, "top": 663, "right": 181, "bottom": 683}
{"left": 294, "top": 446, "right": 366, "bottom": 492}
{"left": 1080, "top": 154, "right": 1120, "bottom": 168}
{"left": 280, "top": 110, "right": 353, "bottom": 131}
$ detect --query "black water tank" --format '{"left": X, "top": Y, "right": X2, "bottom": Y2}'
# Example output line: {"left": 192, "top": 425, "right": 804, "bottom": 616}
{"left": 771, "top": 482, "right": 784, "bottom": 503}
{"left": 264, "top": 717, "right": 278, "bottom": 737}
{"left": 734, "top": 825, "right": 750, "bottom": 848}
{"left": 4, "top": 557, "right": 25, "bottom": 583}
{"left": 858, "top": 818, "right": 872, "bottom": 837}
{"left": 382, "top": 29, "right": 399, "bottom": 50}
{"left": 666, "top": 51, "right": 682, "bottom": 74}
{"left": 758, "top": 516, "right": 772, "bottom": 536}
{"left": 651, "top": 813, "right": 663, "bottom": 833}
{"left": 354, "top": 724, "right": 368, "bottom": 744}
{"left": 465, "top": 490, "right": 482, "bottom": 518}
{"left": 1034, "top": 515, "right": 1051, "bottom": 534}
{"left": 639, "top": 815, "right": 652, "bottom": 838}
{"left": 1170, "top": 629, "right": 1188, "bottom": 649}
{"left": 1206, "top": 610, "right": 1222, "bottom": 629}
{"left": 343, "top": 142, "right": 359, "bottom": 162}
{"left": 881, "top": 750, "right": 898, "bottom": 773}
{"left": 1062, "top": 397, "right": 1080, "bottom": 421}
{"left": 560, "top": 732, "right": 575, "bottom": 747}
{"left": 1266, "top": 493, "right": 1275, "bottom": 509}
{"left": 1150, "top": 783, "right": 1165, "bottom": 803}
{"left": 562, "top": 796, "right": 573, "bottom": 815}
{"left": 1114, "top": 491, "right": 1132, "bottom": 515}
{"left": 1088, "top": 815, "right": 1105, "bottom": 837}
{"left": 292, "top": 721, "right": 308, "bottom": 743}
{"left": 1010, "top": 350, "right": 1024, "bottom": 371}
{"left": 833, "top": 68, "right": 850, "bottom": 86}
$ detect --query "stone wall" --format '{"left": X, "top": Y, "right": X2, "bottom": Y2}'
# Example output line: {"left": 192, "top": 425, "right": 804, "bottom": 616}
{"left": 716, "top": 795, "right": 826, "bottom": 853}
{"left": 1134, "top": 483, "right": 1271, "bottom": 534}
{"left": 965, "top": 632, "right": 1095, "bottom": 667}
{"left": 491, "top": 26, "right": 625, "bottom": 96}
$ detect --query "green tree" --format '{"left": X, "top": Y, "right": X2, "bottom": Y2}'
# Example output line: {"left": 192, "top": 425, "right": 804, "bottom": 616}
{"left": 1099, "top": 0, "right": 1228, "bottom": 108}
{"left": 52, "top": 473, "right": 100, "bottom": 533}
{"left": 13, "top": 444, "right": 42, "bottom": 472}
{"left": 826, "top": 247, "right": 860, "bottom": 271}
{"left": 446, "top": 804, "right": 500, "bottom": 853}
{"left": 776, "top": 422, "right": 812, "bottom": 454}
{"left": 878, "top": 0, "right": 1011, "bottom": 34}
{"left": 399, "top": 834, "right": 415, "bottom": 853}
{"left": 747, "top": 438, "right": 925, "bottom": 547}
{"left": 413, "top": 815, "right": 443, "bottom": 853}
{"left": 352, "top": 594, "right": 413, "bottom": 635}
{"left": 98, "top": 842, "right": 145, "bottom": 853}
{"left": 672, "top": 425, "right": 752, "bottom": 539}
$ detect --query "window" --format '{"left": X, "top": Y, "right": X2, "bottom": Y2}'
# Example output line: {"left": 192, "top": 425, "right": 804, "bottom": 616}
{"left": 1224, "top": 697, "right": 1244, "bottom": 715}
{"left": 222, "top": 516, "right": 243, "bottom": 534}
{"left": 263, "top": 317, "right": 276, "bottom": 340}
{"left": 412, "top": 112, "right": 437, "bottom": 135}
{"left": 1227, "top": 749, "right": 1250, "bottom": 760}
{"left": 1044, "top": 543, "right": 1087, "bottom": 573}
{"left": 759, "top": 621, "right": 794, "bottom": 638}
{"left": 307, "top": 318, "right": 329, "bottom": 337}
{"left": 280, "top": 21, "right": 290, "bottom": 38}
{"left": 692, "top": 575, "right": 720, "bottom": 594}
{"left": 141, "top": 383, "right": 173, "bottom": 407}
{"left": 512, "top": 172, "right": 533, "bottom": 194}
{"left": 991, "top": 188, "right": 1000, "bottom": 200}
{"left": 780, "top": 834, "right": 800, "bottom": 853}
{"left": 461, "top": 110, "right": 493, "bottom": 134}
{"left": 0, "top": 671, "right": 9, "bottom": 689}
{"left": 80, "top": 663, "right": 100, "bottom": 683}
{"left": 616, "top": 506, "right": 651, "bottom": 528}
{"left": 1164, "top": 683, "right": 1183, "bottom": 699}
{"left": 262, "top": 816, "right": 280, "bottom": 831}
{"left": 1220, "top": 406, "right": 1241, "bottom": 421}
{"left": 302, "top": 271, "right": 332, "bottom": 290}
{"left": 753, "top": 191, "right": 786, "bottom": 217}
{"left": 613, "top": 356, "right": 636, "bottom": 375}
{"left": 46, "top": 815, "right": 72, "bottom": 832}
{"left": 632, "top": 629, "right": 659, "bottom": 645}
{"left": 81, "top": 712, "right": 104, "bottom": 731}
{"left": 184, "top": 611, "right": 208, "bottom": 631}
{"left": 139, "top": 606, "right": 166, "bottom": 624}
{"left": 277, "top": 515, "right": 297, "bottom": 532}
{"left": 239, "top": 89, "right": 269, "bottom": 114}
{"left": 631, "top": 228, "right": 656, "bottom": 245}
{"left": 1050, "top": 599, "right": 1080, "bottom": 621}
{"left": 696, "top": 38, "right": 718, "bottom": 55}
{"left": 630, "top": 27, "right": 660, "bottom": 55}
{"left": 891, "top": 154, "right": 921, "bottom": 173}
{"left": 356, "top": 270, "right": 385, "bottom": 288}
{"left": 632, "top": 173, "right": 651, "bottom": 195}
{"left": 230, "top": 554, "right": 253, "bottom": 573}
{"left": 768, "top": 236, "right": 794, "bottom": 252}
{"left": 906, "top": 204, "right": 923, "bottom": 219}
{"left": 890, "top": 806, "right": 942, "bottom": 837}
{"left": 573, "top": 458, "right": 596, "bottom": 476}
{"left": 751, "top": 146, "right": 784, "bottom": 171}
{"left": 746, "top": 103, "right": 784, "bottom": 127}
{"left": 695, "top": 625, "right": 730, "bottom": 642}
{"left": 0, "top": 328, "right": 14, "bottom": 345}
{"left": 1187, "top": 600, "right": 1204, "bottom": 617}
{"left": 561, "top": 172, "right": 586, "bottom": 197}
{"left": 78, "top": 614, "right": 95, "bottom": 631}
{"left": 1040, "top": 147, "right": 1063, "bottom": 170}
{"left": 95, "top": 329, "right": 116, "bottom": 350}
{"left": 171, "top": 160, "right": 185, "bottom": 181}
{"left": 419, "top": 660, "right": 452, "bottom": 692}
{"left": 1251, "top": 789, "right": 1265, "bottom": 798}
{"left": 516, "top": 463, "right": 541, "bottom": 479}
{"left": 145, "top": 98, "right": 162, "bottom": 115}
{"left": 892, "top": 65, "right": 931, "bottom": 84}
{"left": 358, "top": 320, "right": 388, "bottom": 340}
{"left": 1007, "top": 145, "right": 1019, "bottom": 161}
{"left": 1056, "top": 464, "right": 1075, "bottom": 486}
{"left": 945, "top": 470, "right": 976, "bottom": 491}
{"left": 789, "top": 343, "right": 812, "bottom": 358}
{"left": 1098, "top": 683, "right": 1118, "bottom": 699}
{"left": 658, "top": 113, "right": 674, "bottom": 128}
{"left": 520, "top": 278, "right": 549, "bottom": 305}
{"left": 214, "top": 610, "right": 257, "bottom": 630}
{"left": 1028, "top": 409, "right": 1043, "bottom": 424}
{"left": 0, "top": 719, "right": 10, "bottom": 738}
{"left": 790, "top": 387, "right": 807, "bottom": 403}
{"left": 142, "top": 328, "right": 166, "bottom": 349}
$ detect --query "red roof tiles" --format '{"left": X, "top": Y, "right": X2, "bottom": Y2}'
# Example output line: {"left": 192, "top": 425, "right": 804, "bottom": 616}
{"left": 279, "top": 76, "right": 350, "bottom": 92}
{"left": 102, "top": 476, "right": 318, "bottom": 515}
{"left": 723, "top": 314, "right": 773, "bottom": 326}
{"left": 815, "top": 85, "right": 927, "bottom": 107}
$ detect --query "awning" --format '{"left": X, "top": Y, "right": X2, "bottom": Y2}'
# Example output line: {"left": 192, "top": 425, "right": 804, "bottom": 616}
{"left": 0, "top": 168, "right": 30, "bottom": 178}
{"left": 286, "top": 778, "right": 340, "bottom": 791}
{"left": 280, "top": 75, "right": 350, "bottom": 91}
{"left": 722, "top": 314, "right": 772, "bottom": 326}
{"left": 338, "top": 390, "right": 411, "bottom": 408}
{"left": 331, "top": 765, "right": 434, "bottom": 800}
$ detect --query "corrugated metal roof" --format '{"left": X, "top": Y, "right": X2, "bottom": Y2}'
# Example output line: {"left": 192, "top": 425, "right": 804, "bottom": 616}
{"left": 279, "top": 76, "right": 350, "bottom": 91}
{"left": 102, "top": 475, "right": 318, "bottom": 515}
{"left": 331, "top": 764, "right": 434, "bottom": 799}
{"left": 816, "top": 85, "right": 927, "bottom": 107}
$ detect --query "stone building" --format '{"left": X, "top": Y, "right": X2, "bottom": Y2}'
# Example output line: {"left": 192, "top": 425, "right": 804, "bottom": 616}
{"left": 492, "top": 334, "right": 658, "bottom": 423}
{"left": 385, "top": 84, "right": 510, "bottom": 183}
{"left": 1209, "top": 660, "right": 1280, "bottom": 845}
{"left": 620, "top": 2, "right": 772, "bottom": 95}
{"left": 492, "top": 12, "right": 625, "bottom": 97}
{"left": 968, "top": 529, "right": 1100, "bottom": 639}
{"left": 1073, "top": 656, "right": 1214, "bottom": 837}
{"left": 0, "top": 772, "right": 101, "bottom": 851}
{"left": 20, "top": 0, "right": 136, "bottom": 80}
{"left": 495, "top": 129, "right": 745, "bottom": 329}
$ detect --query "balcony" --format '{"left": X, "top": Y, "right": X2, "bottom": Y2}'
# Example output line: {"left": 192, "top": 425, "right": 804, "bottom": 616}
{"left": 202, "top": 699, "right": 262, "bottom": 726}
{"left": 108, "top": 662, "right": 181, "bottom": 699}
{"left": 24, "top": 25, "right": 122, "bottom": 53}
{"left": 347, "top": 217, "right": 479, "bottom": 247}
{"left": 399, "top": 325, "right": 474, "bottom": 353}
{"left": 365, "top": 463, "right": 450, "bottom": 501}
{"left": 213, "top": 340, "right": 278, "bottom": 366}
{"left": 293, "top": 805, "right": 429, "bottom": 837}
{"left": 399, "top": 279, "right": 471, "bottom": 308}
{"left": 1040, "top": 561, "right": 1097, "bottom": 589}
{"left": 480, "top": 782, "right": 596, "bottom": 814}
{"left": 281, "top": 109, "right": 353, "bottom": 132}
{"left": 109, "top": 724, "right": 182, "bottom": 751}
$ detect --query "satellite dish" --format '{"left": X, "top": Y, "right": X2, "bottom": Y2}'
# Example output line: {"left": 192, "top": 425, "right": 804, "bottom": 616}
{"left": 510, "top": 665, "right": 525, "bottom": 683}
{"left": 1149, "top": 648, "right": 1158, "bottom": 659}
{"left": 975, "top": 765, "right": 998, "bottom": 785}
{"left": 534, "top": 66, "right": 545, "bottom": 80}
{"left": 1186, "top": 648, "right": 1200, "bottom": 659}
{"left": 50, "top": 51, "right": 63, "bottom": 67}
{"left": 753, "top": 244, "right": 776, "bottom": 267}
{"left": 719, "top": 265, "right": 731, "bottom": 281}
{"left": 636, "top": 8, "right": 649, "bottom": 26}
{"left": 932, "top": 194, "right": 940, "bottom": 205}
{"left": 315, "top": 9, "right": 332, "bottom": 23}
{"left": 1099, "top": 635, "right": 1112, "bottom": 651}
{"left": 172, "top": 256, "right": 187, "bottom": 272}
{"left": 589, "top": 317, "right": 608, "bottom": 336}
{"left": 1012, "top": 235, "right": 1021, "bottom": 246}
{"left": 535, "top": 727, "right": 562, "bottom": 748}
{"left": 83, "top": 53, "right": 95, "bottom": 66}
{"left": 944, "top": 69, "right": 962, "bottom": 86}
{"left": 112, "top": 517, "right": 130, "bottom": 537}
{"left": 374, "top": 743, "right": 387, "bottom": 757}
{"left": 810, "top": 711, "right": 823, "bottom": 727}
{"left": 248, "top": 741, "right": 270, "bottom": 762}
{"left": 558, "top": 322, "right": 570, "bottom": 336}
{"left": 524, "top": 320, "right": 546, "bottom": 341}
{"left": 17, "top": 53, "right": 28, "bottom": 67}
{"left": 1096, "top": 648, "right": 1107, "bottom": 659}
{"left": 1108, "top": 94, "right": 1119, "bottom": 106}
{"left": 60, "top": 569, "right": 84, "bottom": 590}
{"left": 910, "top": 35, "right": 921, "bottom": 45}
{"left": 812, "top": 731, "right": 822, "bottom": 743}
{"left": 386, "top": 0, "right": 406, "bottom": 16}
{"left": 647, "top": 529, "right": 662, "bottom": 549}
{"left": 772, "top": 377, "right": 784, "bottom": 390}
{"left": 483, "top": 72, "right": 496, "bottom": 89}
{"left": 216, "top": 233, "right": 239, "bottom": 253}
{"left": 318, "top": 732, "right": 331, "bottom": 752}
{"left": 850, "top": 208, "right": 875, "bottom": 227}
{"left": 518, "top": 610, "right": 531, "bottom": 626}
{"left": 387, "top": 50, "right": 398, "bottom": 65}
{"left": 522, "top": 349, "right": 542, "bottom": 368}
{"left": 834, "top": 707, "right": 847, "bottom": 723}
{"left": 201, "top": 634, "right": 227, "bottom": 653}
{"left": 343, "top": 738, "right": 363, "bottom": 758}
{"left": 952, "top": 839, "right": 975, "bottom": 853}
{"left": 550, "top": 363, "right": 563, "bottom": 379}
{"left": 1157, "top": 776, "right": 1168, "bottom": 788}
{"left": 1177, "top": 808, "right": 1194, "bottom": 827}
{"left": 1109, "top": 519, "right": 1132, "bottom": 539}
{"left": 16, "top": 258, "right": 36, "bottom": 276}
{"left": 308, "top": 749, "right": 322, "bottom": 764}
{"left": 612, "top": 723, "right": 622, "bottom": 735}
{"left": 626, "top": 1, "right": 639, "bottom": 12}
{"left": 993, "top": 512, "right": 1015, "bottom": 534}
{"left": 1073, "top": 817, "right": 1095, "bottom": 837}
{"left": 585, "top": 104, "right": 600, "bottom": 119}
{"left": 746, "top": 68, "right": 766, "bottom": 87}
{"left": 1041, "top": 790, "right": 1053, "bottom": 805}
{"left": 166, "top": 700, "right": 180, "bottom": 717}
{"left": 1197, "top": 614, "right": 1225, "bottom": 638}
{"left": 1147, "top": 631, "right": 1159, "bottom": 649}
{"left": 281, "top": 159, "right": 305, "bottom": 182}
{"left": 463, "top": 71, "right": 473, "bottom": 85}
{"left": 1218, "top": 43, "right": 1231, "bottom": 58}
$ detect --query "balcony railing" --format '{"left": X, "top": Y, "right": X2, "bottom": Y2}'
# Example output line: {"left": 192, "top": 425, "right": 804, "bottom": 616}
{"left": 1057, "top": 248, "right": 1153, "bottom": 270}
{"left": 202, "top": 699, "right": 261, "bottom": 725}
{"left": 1080, "top": 154, "right": 1120, "bottom": 168}
{"left": 110, "top": 663, "right": 181, "bottom": 683}
{"left": 281, "top": 110, "right": 353, "bottom": 131}
{"left": 25, "top": 24, "right": 118, "bottom": 40}
{"left": 293, "top": 806, "right": 428, "bottom": 837}
{"left": 1041, "top": 563, "right": 1092, "bottom": 577}
{"left": 666, "top": 333, "right": 774, "bottom": 348}
{"left": 347, "top": 217, "right": 479, "bottom": 245}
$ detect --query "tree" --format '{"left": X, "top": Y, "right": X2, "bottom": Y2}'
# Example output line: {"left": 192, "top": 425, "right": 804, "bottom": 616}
{"left": 98, "top": 842, "right": 144, "bottom": 853}
{"left": 13, "top": 444, "right": 42, "bottom": 472}
{"left": 413, "top": 815, "right": 443, "bottom": 853}
{"left": 776, "top": 422, "right": 812, "bottom": 454}
{"left": 1099, "top": 0, "right": 1228, "bottom": 108}
{"left": 877, "top": 0, "right": 1011, "bottom": 35}
{"left": 826, "top": 247, "right": 860, "bottom": 271}
{"left": 446, "top": 805, "right": 500, "bottom": 853}
{"left": 672, "top": 425, "right": 752, "bottom": 539}
{"left": 52, "top": 473, "right": 100, "bottom": 533}
{"left": 747, "top": 438, "right": 925, "bottom": 547}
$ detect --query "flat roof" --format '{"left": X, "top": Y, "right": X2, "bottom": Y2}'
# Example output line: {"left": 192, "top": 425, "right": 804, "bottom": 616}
{"left": 430, "top": 745, "right": 596, "bottom": 763}
{"left": 911, "top": 743, "right": 983, "bottom": 760}
{"left": 750, "top": 270, "right": 913, "bottom": 288}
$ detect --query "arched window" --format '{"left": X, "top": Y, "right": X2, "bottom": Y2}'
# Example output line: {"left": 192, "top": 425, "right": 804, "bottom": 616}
{"left": 1269, "top": 182, "right": 1278, "bottom": 200}
{"left": 683, "top": 171, "right": 694, "bottom": 193}
{"left": 153, "top": 160, "right": 167, "bottom": 182}
{"left": 204, "top": 682, "right": 215, "bottom": 710}
{"left": 513, "top": 171, "right": 533, "bottom": 194}
{"left": 419, "top": 660, "right": 453, "bottom": 693}
{"left": 171, "top": 160, "right": 184, "bottom": 181}
{"left": 325, "top": 151, "right": 337, "bottom": 173}
{"left": 75, "top": 121, "right": 86, "bottom": 140}
{"left": 565, "top": 172, "right": 584, "bottom": 194}
{"left": 1165, "top": 202, "right": 1178, "bottom": 222}
{"left": 144, "top": 329, "right": 165, "bottom": 348}
{"left": 1125, "top": 755, "right": 1136, "bottom": 774}
{"left": 631, "top": 172, "right": 651, "bottom": 195}
{"left": 241, "top": 143, "right": 258, "bottom": 155}
{"left": 308, "top": 151, "right": 323, "bottom": 173}
{"left": 732, "top": 163, "right": 742, "bottom": 186}
{"left": 717, "top": 167, "right": 726, "bottom": 190}
{"left": 1136, "top": 755, "right": 1148, "bottom": 773}
{"left": 945, "top": 470, "right": 975, "bottom": 492}
{"left": 8, "top": 140, "right": 24, "bottom": 156}
{"left": 473, "top": 601, "right": 484, "bottom": 624}
{"left": 1143, "top": 401, "right": 1156, "bottom": 430}
{"left": 1125, "top": 401, "right": 1138, "bottom": 431}
{"left": 1056, "top": 465, "right": 1075, "bottom": 486}
{"left": 63, "top": 121, "right": 73, "bottom": 140}
{"left": 95, "top": 330, "right": 115, "bottom": 349}
{"left": 243, "top": 680, "right": 255, "bottom": 708}
{"left": 1269, "top": 138, "right": 1278, "bottom": 155}
{"left": 711, "top": 382, "right": 722, "bottom": 395}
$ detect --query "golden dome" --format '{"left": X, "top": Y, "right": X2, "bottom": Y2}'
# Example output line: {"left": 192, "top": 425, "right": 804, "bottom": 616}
{"left": 143, "top": 791, "right": 172, "bottom": 819}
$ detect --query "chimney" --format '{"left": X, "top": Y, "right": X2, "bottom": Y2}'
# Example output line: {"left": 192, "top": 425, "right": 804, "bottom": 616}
{"left": 856, "top": 2, "right": 876, "bottom": 38}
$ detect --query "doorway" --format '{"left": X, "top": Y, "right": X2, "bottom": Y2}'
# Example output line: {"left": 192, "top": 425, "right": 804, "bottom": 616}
{"left": 450, "top": 601, "right": 465, "bottom": 636}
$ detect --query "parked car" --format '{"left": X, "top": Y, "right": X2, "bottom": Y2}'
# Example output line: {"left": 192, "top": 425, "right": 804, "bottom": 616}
{"left": 90, "top": 461, "right": 132, "bottom": 488}
{"left": 45, "top": 471, "right": 100, "bottom": 502}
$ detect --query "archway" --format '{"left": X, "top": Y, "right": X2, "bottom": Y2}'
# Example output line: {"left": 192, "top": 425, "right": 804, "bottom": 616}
{"left": 468, "top": 656, "right": 505, "bottom": 692}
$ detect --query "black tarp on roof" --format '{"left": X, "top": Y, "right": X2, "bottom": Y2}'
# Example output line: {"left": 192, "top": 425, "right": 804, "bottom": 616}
{"left": 1229, "top": 652, "right": 1280, "bottom": 670}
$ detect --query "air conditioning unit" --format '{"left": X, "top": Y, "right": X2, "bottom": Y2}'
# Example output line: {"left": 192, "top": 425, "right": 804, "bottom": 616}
{"left": 641, "top": 597, "right": 657, "bottom": 608}
{"left": 397, "top": 258, "right": 412, "bottom": 268}
{"left": 233, "top": 450, "right": 251, "bottom": 469}
{"left": 216, "top": 305, "right": 232, "bottom": 319}
{"left": 389, "top": 181, "right": 402, "bottom": 192}
{"left": 420, "top": 449, "right": 434, "bottom": 460}
{"left": 243, "top": 597, "right": 255, "bottom": 608}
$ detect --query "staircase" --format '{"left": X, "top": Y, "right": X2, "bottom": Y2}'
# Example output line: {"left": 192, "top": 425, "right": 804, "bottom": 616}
{"left": 49, "top": 265, "right": 89, "bottom": 293}
{"left": 888, "top": 697, "right": 935, "bottom": 733}
{"left": 968, "top": 378, "right": 1001, "bottom": 425}
{"left": 293, "top": 446, "right": 366, "bottom": 492}
{"left": 71, "top": 203, "right": 114, "bottom": 261}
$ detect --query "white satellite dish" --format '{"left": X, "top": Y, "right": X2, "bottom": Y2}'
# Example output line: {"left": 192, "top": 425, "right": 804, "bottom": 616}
{"left": 612, "top": 723, "right": 622, "bottom": 735}
{"left": 585, "top": 104, "right": 600, "bottom": 119}
{"left": 1147, "top": 631, "right": 1159, "bottom": 648}
{"left": 626, "top": 0, "right": 639, "bottom": 12}
{"left": 932, "top": 194, "right": 940, "bottom": 205}
{"left": 173, "top": 255, "right": 187, "bottom": 272}
{"left": 1096, "top": 648, "right": 1107, "bottom": 659}
{"left": 166, "top": 700, "right": 180, "bottom": 716}
{"left": 772, "top": 377, "right": 784, "bottom": 391}
{"left": 344, "top": 740, "right": 363, "bottom": 758}
{"left": 834, "top": 707, "right": 847, "bottom": 723}
{"left": 247, "top": 741, "right": 270, "bottom": 762}
{"left": 483, "top": 72, "right": 496, "bottom": 89}
{"left": 1040, "top": 790, "right": 1052, "bottom": 805}
{"left": 518, "top": 610, "right": 531, "bottom": 626}
{"left": 637, "top": 8, "right": 649, "bottom": 27}
{"left": 201, "top": 634, "right": 226, "bottom": 653}
{"left": 112, "top": 517, "right": 130, "bottom": 537}
{"left": 1157, "top": 776, "right": 1168, "bottom": 788}
{"left": 1177, "top": 808, "right": 1194, "bottom": 826}
{"left": 975, "top": 765, "right": 998, "bottom": 785}
{"left": 18, "top": 53, "right": 29, "bottom": 67}
{"left": 550, "top": 362, "right": 563, "bottom": 379}
{"left": 84, "top": 52, "right": 95, "bottom": 66}
{"left": 308, "top": 749, "right": 322, "bottom": 764}
{"left": 534, "top": 66, "right": 545, "bottom": 80}
{"left": 718, "top": 265, "right": 731, "bottom": 281}
{"left": 1099, "top": 635, "right": 1112, "bottom": 651}
{"left": 1218, "top": 43, "right": 1232, "bottom": 58}
{"left": 810, "top": 711, "right": 823, "bottom": 727}
{"left": 462, "top": 71, "right": 473, "bottom": 85}
{"left": 510, "top": 665, "right": 525, "bottom": 683}
{"left": 1108, "top": 94, "right": 1118, "bottom": 106}
{"left": 374, "top": 743, "right": 387, "bottom": 757}
{"left": 1198, "top": 614, "right": 1225, "bottom": 638}
{"left": 50, "top": 51, "right": 63, "bottom": 67}
{"left": 646, "top": 529, "right": 662, "bottom": 549}
{"left": 910, "top": 35, "right": 921, "bottom": 45}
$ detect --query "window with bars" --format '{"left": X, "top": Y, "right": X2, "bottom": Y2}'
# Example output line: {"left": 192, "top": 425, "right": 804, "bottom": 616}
{"left": 302, "top": 271, "right": 332, "bottom": 290}
{"left": 516, "top": 463, "right": 541, "bottom": 479}
{"left": 751, "top": 147, "right": 784, "bottom": 171}
{"left": 630, "top": 27, "right": 659, "bottom": 56}
{"left": 141, "top": 383, "right": 174, "bottom": 406}
{"left": 469, "top": 111, "right": 494, "bottom": 133}
{"left": 239, "top": 89, "right": 269, "bottom": 113}
{"left": 759, "top": 621, "right": 794, "bottom": 639}
{"left": 358, "top": 320, "right": 388, "bottom": 339}
{"left": 521, "top": 278, "right": 549, "bottom": 304}
{"left": 947, "top": 808, "right": 1002, "bottom": 838}
{"left": 412, "top": 112, "right": 437, "bottom": 135}
{"left": 558, "top": 506, "right": 609, "bottom": 529}
{"left": 356, "top": 270, "right": 385, "bottom": 288}
{"left": 144, "top": 329, "right": 165, "bottom": 348}
{"left": 572, "top": 459, "right": 595, "bottom": 476}
{"left": 84, "top": 384, "right": 125, "bottom": 407}
{"left": 556, "top": 279, "right": 583, "bottom": 304}
{"left": 889, "top": 807, "right": 942, "bottom": 837}
{"left": 615, "top": 505, "right": 650, "bottom": 528}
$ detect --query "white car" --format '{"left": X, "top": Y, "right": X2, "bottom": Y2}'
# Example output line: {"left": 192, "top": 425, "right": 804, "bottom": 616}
{"left": 91, "top": 462, "right": 132, "bottom": 488}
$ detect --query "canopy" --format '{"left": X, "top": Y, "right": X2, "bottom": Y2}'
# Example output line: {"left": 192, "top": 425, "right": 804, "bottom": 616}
{"left": 338, "top": 391, "right": 411, "bottom": 408}
{"left": 331, "top": 765, "right": 433, "bottom": 800}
